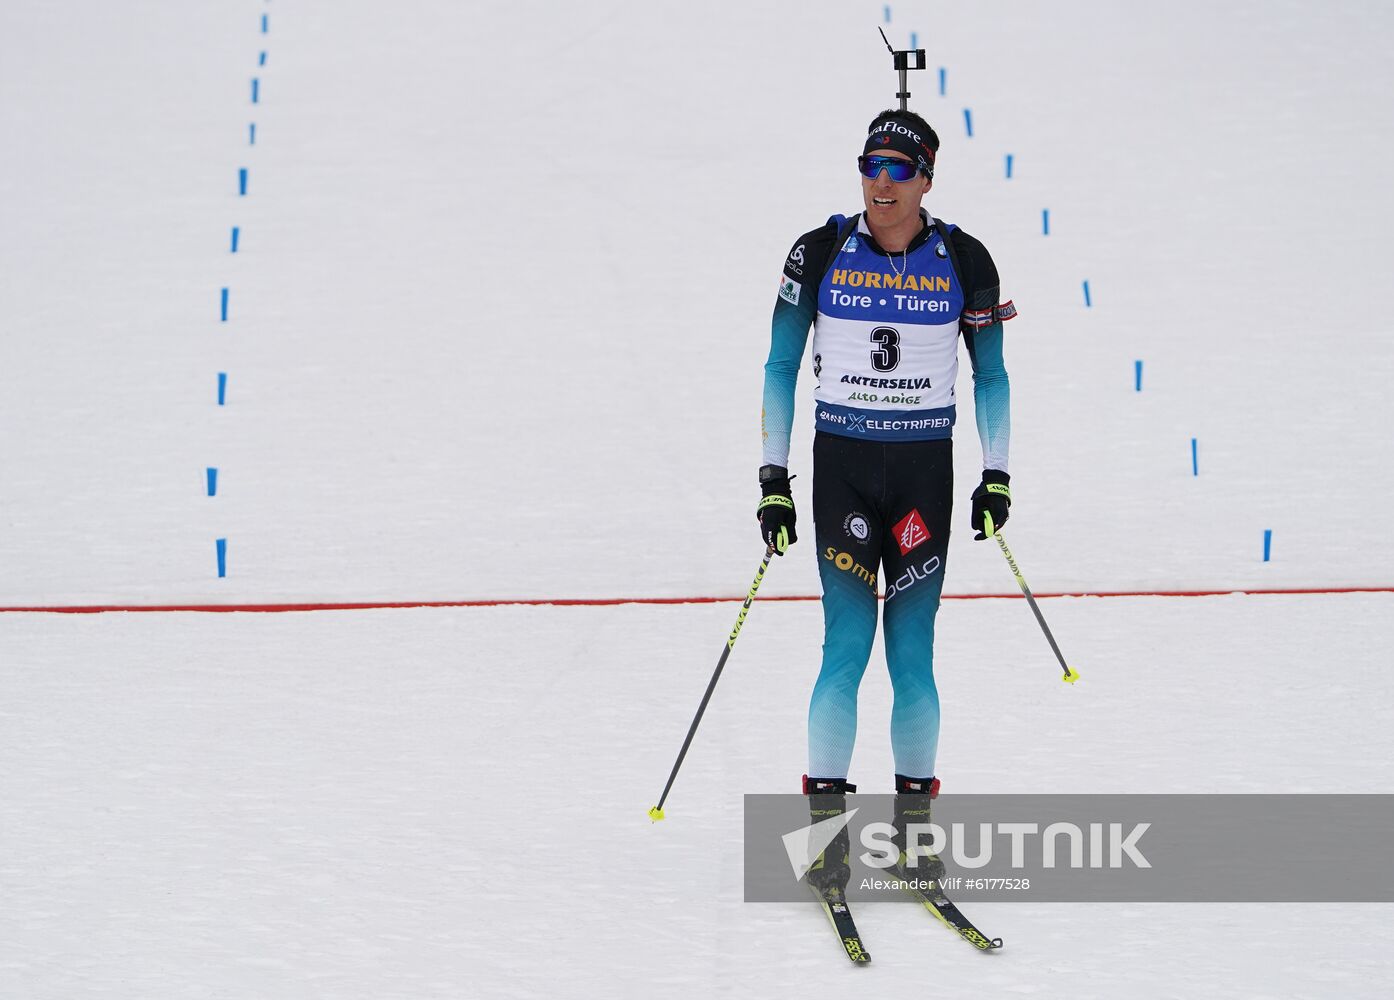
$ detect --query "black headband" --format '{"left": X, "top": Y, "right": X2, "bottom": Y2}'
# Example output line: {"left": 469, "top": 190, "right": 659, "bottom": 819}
{"left": 863, "top": 118, "right": 936, "bottom": 177}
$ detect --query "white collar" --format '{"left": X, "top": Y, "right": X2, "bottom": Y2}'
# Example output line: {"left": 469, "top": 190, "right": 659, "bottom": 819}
{"left": 856, "top": 208, "right": 933, "bottom": 238}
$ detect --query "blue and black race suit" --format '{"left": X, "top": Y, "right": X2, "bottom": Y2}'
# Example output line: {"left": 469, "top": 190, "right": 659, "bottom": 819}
{"left": 761, "top": 210, "right": 1015, "bottom": 781}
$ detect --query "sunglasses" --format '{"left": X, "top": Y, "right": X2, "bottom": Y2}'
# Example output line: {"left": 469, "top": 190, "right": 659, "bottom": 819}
{"left": 858, "top": 155, "right": 923, "bottom": 182}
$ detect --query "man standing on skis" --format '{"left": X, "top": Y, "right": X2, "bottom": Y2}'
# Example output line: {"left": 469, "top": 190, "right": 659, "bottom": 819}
{"left": 756, "top": 108, "right": 1016, "bottom": 894}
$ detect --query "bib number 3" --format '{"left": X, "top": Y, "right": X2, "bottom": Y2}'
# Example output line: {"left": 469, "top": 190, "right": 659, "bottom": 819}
{"left": 870, "top": 326, "right": 901, "bottom": 372}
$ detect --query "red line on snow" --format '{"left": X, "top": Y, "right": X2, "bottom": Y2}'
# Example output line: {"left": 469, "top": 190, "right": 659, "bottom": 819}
{"left": 1, "top": 586, "right": 1391, "bottom": 614}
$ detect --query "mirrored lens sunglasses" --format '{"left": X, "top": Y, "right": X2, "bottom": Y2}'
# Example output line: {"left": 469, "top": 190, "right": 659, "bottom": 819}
{"left": 857, "top": 155, "right": 922, "bottom": 182}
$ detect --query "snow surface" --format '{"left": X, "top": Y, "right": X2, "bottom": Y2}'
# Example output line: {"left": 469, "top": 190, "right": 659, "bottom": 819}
{"left": 3, "top": 0, "right": 1394, "bottom": 997}
{"left": 4, "top": 597, "right": 1393, "bottom": 997}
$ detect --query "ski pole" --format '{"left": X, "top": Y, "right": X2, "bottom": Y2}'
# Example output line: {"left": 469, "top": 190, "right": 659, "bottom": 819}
{"left": 649, "top": 545, "right": 776, "bottom": 821}
{"left": 982, "top": 513, "right": 1080, "bottom": 684}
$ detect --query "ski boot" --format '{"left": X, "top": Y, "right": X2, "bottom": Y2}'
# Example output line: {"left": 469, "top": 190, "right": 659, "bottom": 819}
{"left": 803, "top": 775, "right": 856, "bottom": 900}
{"left": 889, "top": 774, "right": 946, "bottom": 885}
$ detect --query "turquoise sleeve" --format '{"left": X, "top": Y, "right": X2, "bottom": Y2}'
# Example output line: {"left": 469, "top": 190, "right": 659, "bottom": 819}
{"left": 964, "top": 321, "right": 1010, "bottom": 472}
{"left": 761, "top": 293, "right": 816, "bottom": 468}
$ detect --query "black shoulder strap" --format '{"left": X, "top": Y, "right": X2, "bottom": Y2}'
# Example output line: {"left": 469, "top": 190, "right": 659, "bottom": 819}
{"left": 813, "top": 213, "right": 861, "bottom": 289}
{"left": 931, "top": 217, "right": 968, "bottom": 307}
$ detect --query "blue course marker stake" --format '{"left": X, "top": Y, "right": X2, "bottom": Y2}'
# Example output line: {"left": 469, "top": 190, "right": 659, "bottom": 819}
{"left": 1042, "top": 209, "right": 1050, "bottom": 235}
{"left": 938, "top": 67, "right": 946, "bottom": 96}
{"left": 884, "top": 5, "right": 891, "bottom": 23}
{"left": 239, "top": 168, "right": 247, "bottom": 195}
{"left": 259, "top": 51, "right": 267, "bottom": 67}
{"left": 1134, "top": 360, "right": 1143, "bottom": 391}
{"left": 1191, "top": 438, "right": 1199, "bottom": 476}
{"left": 261, "top": 13, "right": 269, "bottom": 33}
{"left": 1083, "top": 279, "right": 1092, "bottom": 307}
{"left": 1263, "top": 529, "right": 1273, "bottom": 562}
{"left": 216, "top": 538, "right": 228, "bottom": 578}
{"left": 963, "top": 108, "right": 973, "bottom": 137}
{"left": 1005, "top": 153, "right": 1014, "bottom": 179}
{"left": 910, "top": 32, "right": 917, "bottom": 49}
{"left": 251, "top": 78, "right": 260, "bottom": 104}
{"left": 217, "top": 372, "right": 228, "bottom": 405}
{"left": 220, "top": 287, "right": 229, "bottom": 322}
{"left": 206, "top": 468, "right": 218, "bottom": 497}
{"left": 230, "top": 226, "right": 240, "bottom": 253}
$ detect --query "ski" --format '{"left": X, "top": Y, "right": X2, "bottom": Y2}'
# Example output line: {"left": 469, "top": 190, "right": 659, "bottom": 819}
{"left": 919, "top": 889, "right": 1003, "bottom": 951}
{"left": 807, "top": 883, "right": 872, "bottom": 963}
{"left": 898, "top": 877, "right": 1003, "bottom": 951}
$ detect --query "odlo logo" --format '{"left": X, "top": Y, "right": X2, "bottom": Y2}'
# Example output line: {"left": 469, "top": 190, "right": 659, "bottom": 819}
{"left": 885, "top": 555, "right": 941, "bottom": 600}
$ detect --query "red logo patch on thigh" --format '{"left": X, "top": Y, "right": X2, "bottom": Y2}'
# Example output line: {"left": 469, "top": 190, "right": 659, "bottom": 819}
{"left": 892, "top": 508, "right": 930, "bottom": 555}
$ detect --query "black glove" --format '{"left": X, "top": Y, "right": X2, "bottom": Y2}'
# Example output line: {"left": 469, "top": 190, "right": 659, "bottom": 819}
{"left": 970, "top": 470, "right": 1011, "bottom": 540}
{"left": 756, "top": 465, "right": 797, "bottom": 555}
